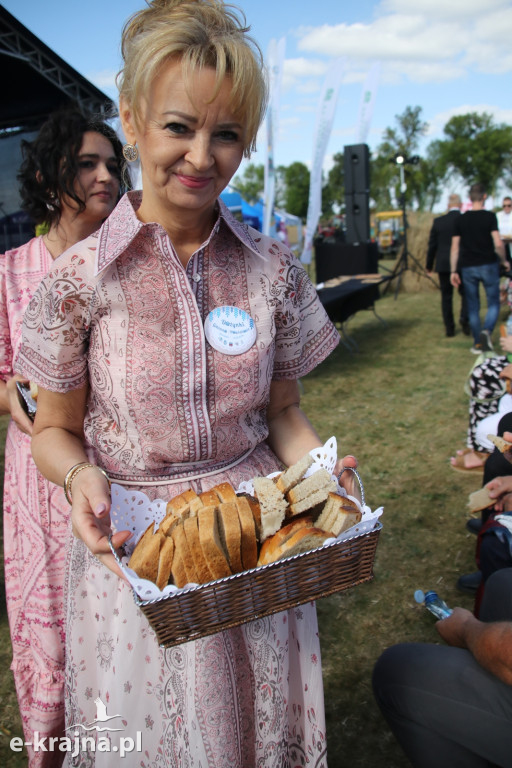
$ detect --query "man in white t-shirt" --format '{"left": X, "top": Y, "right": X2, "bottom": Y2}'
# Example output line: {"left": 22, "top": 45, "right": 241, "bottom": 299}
{"left": 497, "top": 196, "right": 512, "bottom": 265}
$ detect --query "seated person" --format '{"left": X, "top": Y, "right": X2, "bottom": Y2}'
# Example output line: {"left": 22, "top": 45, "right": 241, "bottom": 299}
{"left": 450, "top": 352, "right": 512, "bottom": 473}
{"left": 373, "top": 567, "right": 512, "bottom": 768}
{"left": 457, "top": 413, "right": 512, "bottom": 598}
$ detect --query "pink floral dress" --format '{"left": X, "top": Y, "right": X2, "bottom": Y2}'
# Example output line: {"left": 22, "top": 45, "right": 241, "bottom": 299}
{"left": 17, "top": 193, "right": 340, "bottom": 767}
{"left": 1, "top": 236, "right": 69, "bottom": 765}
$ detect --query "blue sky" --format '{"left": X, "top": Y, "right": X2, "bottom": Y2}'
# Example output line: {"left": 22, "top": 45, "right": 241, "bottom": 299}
{"left": 5, "top": 0, "right": 512, "bottom": 204}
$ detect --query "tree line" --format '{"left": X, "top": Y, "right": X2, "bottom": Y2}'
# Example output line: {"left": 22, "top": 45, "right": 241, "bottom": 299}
{"left": 234, "top": 107, "right": 512, "bottom": 220}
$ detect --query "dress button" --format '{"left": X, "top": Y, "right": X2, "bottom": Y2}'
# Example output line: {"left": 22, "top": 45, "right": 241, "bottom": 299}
{"left": 192, "top": 273, "right": 201, "bottom": 283}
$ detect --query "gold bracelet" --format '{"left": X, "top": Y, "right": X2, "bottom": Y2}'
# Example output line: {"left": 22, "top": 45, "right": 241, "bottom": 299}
{"left": 63, "top": 462, "right": 111, "bottom": 505}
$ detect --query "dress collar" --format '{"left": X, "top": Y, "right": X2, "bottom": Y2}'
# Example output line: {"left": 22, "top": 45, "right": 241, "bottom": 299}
{"left": 94, "top": 191, "right": 264, "bottom": 276}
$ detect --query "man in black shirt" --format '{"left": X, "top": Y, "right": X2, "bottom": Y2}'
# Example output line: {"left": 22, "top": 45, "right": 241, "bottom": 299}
{"left": 450, "top": 183, "right": 506, "bottom": 353}
{"left": 426, "top": 193, "right": 468, "bottom": 336}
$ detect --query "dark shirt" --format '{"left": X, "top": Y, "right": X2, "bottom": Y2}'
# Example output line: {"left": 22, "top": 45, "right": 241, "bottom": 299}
{"left": 426, "top": 209, "right": 461, "bottom": 273}
{"left": 455, "top": 210, "right": 499, "bottom": 268}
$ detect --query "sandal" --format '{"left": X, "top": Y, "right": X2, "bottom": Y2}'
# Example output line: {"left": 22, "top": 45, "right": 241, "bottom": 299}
{"left": 450, "top": 448, "right": 488, "bottom": 474}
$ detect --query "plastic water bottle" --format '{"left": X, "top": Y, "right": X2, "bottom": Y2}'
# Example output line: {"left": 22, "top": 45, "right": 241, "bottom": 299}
{"left": 414, "top": 589, "right": 453, "bottom": 620}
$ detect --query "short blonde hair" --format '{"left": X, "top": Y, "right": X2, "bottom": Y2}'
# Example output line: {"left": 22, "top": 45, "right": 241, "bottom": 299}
{"left": 118, "top": 0, "right": 268, "bottom": 157}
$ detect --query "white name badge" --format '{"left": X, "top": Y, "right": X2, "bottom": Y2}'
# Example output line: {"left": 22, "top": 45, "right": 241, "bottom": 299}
{"left": 204, "top": 305, "right": 257, "bottom": 355}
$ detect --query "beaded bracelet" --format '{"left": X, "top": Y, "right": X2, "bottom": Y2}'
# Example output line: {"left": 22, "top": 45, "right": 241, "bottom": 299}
{"left": 63, "top": 461, "right": 111, "bottom": 505}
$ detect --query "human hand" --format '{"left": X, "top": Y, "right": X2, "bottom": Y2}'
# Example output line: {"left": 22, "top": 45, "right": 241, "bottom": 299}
{"left": 435, "top": 606, "right": 475, "bottom": 648}
{"left": 70, "top": 466, "right": 132, "bottom": 579}
{"left": 450, "top": 272, "right": 461, "bottom": 288}
{"left": 6, "top": 375, "right": 34, "bottom": 435}
{"left": 486, "top": 476, "right": 512, "bottom": 509}
{"left": 499, "top": 336, "right": 512, "bottom": 354}
{"left": 335, "top": 454, "right": 361, "bottom": 503}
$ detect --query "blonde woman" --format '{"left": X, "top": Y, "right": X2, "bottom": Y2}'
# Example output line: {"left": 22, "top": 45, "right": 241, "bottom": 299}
{"left": 17, "top": 3, "right": 358, "bottom": 765}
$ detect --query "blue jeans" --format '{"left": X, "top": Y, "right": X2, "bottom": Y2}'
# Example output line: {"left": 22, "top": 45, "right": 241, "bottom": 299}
{"left": 461, "top": 262, "right": 500, "bottom": 344}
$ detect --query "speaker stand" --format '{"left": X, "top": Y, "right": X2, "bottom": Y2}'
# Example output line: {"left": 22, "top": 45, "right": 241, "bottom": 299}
{"left": 382, "top": 193, "right": 437, "bottom": 299}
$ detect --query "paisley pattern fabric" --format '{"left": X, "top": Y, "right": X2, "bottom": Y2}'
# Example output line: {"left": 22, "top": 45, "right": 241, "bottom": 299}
{"left": 1, "top": 236, "right": 69, "bottom": 767}
{"left": 16, "top": 193, "right": 339, "bottom": 766}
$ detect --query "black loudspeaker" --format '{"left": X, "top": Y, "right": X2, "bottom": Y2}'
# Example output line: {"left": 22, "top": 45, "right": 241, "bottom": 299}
{"left": 315, "top": 242, "right": 379, "bottom": 282}
{"left": 344, "top": 143, "right": 370, "bottom": 194}
{"left": 345, "top": 192, "right": 370, "bottom": 244}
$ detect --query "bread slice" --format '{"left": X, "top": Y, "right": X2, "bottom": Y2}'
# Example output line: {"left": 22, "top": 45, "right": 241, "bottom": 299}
{"left": 235, "top": 495, "right": 258, "bottom": 570}
{"left": 213, "top": 482, "right": 238, "bottom": 503}
{"left": 170, "top": 546, "right": 188, "bottom": 589}
{"left": 252, "top": 476, "right": 288, "bottom": 541}
{"left": 217, "top": 502, "right": 243, "bottom": 573}
{"left": 238, "top": 493, "right": 262, "bottom": 540}
{"left": 127, "top": 522, "right": 161, "bottom": 583}
{"left": 155, "top": 535, "right": 175, "bottom": 590}
{"left": 315, "top": 493, "right": 362, "bottom": 536}
{"left": 158, "top": 510, "right": 180, "bottom": 537}
{"left": 275, "top": 453, "right": 314, "bottom": 493}
{"left": 198, "top": 506, "right": 232, "bottom": 580}
{"left": 277, "top": 527, "right": 331, "bottom": 559}
{"left": 165, "top": 490, "right": 199, "bottom": 519}
{"left": 183, "top": 516, "right": 212, "bottom": 584}
{"left": 259, "top": 525, "right": 330, "bottom": 564}
{"left": 286, "top": 468, "right": 334, "bottom": 503}
{"left": 487, "top": 434, "right": 512, "bottom": 453}
{"left": 257, "top": 516, "right": 313, "bottom": 566}
{"left": 171, "top": 523, "right": 199, "bottom": 586}
{"left": 467, "top": 486, "right": 494, "bottom": 513}
{"left": 199, "top": 489, "right": 220, "bottom": 507}
{"left": 288, "top": 487, "right": 335, "bottom": 517}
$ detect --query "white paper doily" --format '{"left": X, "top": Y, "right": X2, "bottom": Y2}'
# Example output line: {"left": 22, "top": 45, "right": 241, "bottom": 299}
{"left": 110, "top": 436, "right": 383, "bottom": 601}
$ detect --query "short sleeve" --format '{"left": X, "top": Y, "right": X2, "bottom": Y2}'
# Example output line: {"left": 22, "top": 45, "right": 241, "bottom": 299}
{"left": 271, "top": 250, "right": 339, "bottom": 379}
{"left": 0, "top": 253, "right": 14, "bottom": 381}
{"left": 15, "top": 253, "right": 94, "bottom": 392}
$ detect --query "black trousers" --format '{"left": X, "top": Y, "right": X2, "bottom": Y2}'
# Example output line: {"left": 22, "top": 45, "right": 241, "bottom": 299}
{"left": 372, "top": 568, "right": 512, "bottom": 768}
{"left": 438, "top": 271, "right": 468, "bottom": 334}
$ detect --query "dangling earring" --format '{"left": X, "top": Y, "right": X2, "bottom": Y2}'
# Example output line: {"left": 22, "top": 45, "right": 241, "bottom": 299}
{"left": 46, "top": 192, "right": 59, "bottom": 212}
{"left": 123, "top": 143, "right": 139, "bottom": 163}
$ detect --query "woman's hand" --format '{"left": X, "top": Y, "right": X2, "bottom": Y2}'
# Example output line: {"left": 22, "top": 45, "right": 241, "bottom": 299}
{"left": 4, "top": 375, "right": 34, "bottom": 435}
{"left": 71, "top": 466, "right": 132, "bottom": 579}
{"left": 335, "top": 454, "right": 361, "bottom": 502}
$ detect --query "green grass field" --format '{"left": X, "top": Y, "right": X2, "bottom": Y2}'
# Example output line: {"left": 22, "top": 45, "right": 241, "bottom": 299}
{"left": 0, "top": 278, "right": 494, "bottom": 767}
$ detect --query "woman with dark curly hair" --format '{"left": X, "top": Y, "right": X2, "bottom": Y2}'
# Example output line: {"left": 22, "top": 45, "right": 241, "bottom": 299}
{"left": 0, "top": 105, "right": 126, "bottom": 767}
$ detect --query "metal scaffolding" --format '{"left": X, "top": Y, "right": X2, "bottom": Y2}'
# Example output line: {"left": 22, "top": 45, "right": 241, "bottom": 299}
{"left": 0, "top": 4, "right": 116, "bottom": 135}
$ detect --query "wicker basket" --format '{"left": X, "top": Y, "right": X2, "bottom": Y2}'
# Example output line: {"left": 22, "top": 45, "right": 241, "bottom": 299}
{"left": 117, "top": 522, "right": 381, "bottom": 648}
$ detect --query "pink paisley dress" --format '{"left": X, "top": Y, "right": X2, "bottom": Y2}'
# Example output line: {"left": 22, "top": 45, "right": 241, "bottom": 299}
{"left": 1, "top": 237, "right": 69, "bottom": 765}
{"left": 17, "top": 192, "right": 340, "bottom": 768}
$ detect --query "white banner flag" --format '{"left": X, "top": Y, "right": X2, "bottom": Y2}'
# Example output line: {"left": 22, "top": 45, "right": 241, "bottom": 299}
{"left": 301, "top": 58, "right": 345, "bottom": 264}
{"left": 263, "top": 37, "right": 286, "bottom": 236}
{"left": 355, "top": 62, "right": 381, "bottom": 144}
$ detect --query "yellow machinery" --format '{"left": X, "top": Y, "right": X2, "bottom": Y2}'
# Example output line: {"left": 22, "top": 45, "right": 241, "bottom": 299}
{"left": 374, "top": 210, "right": 404, "bottom": 254}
